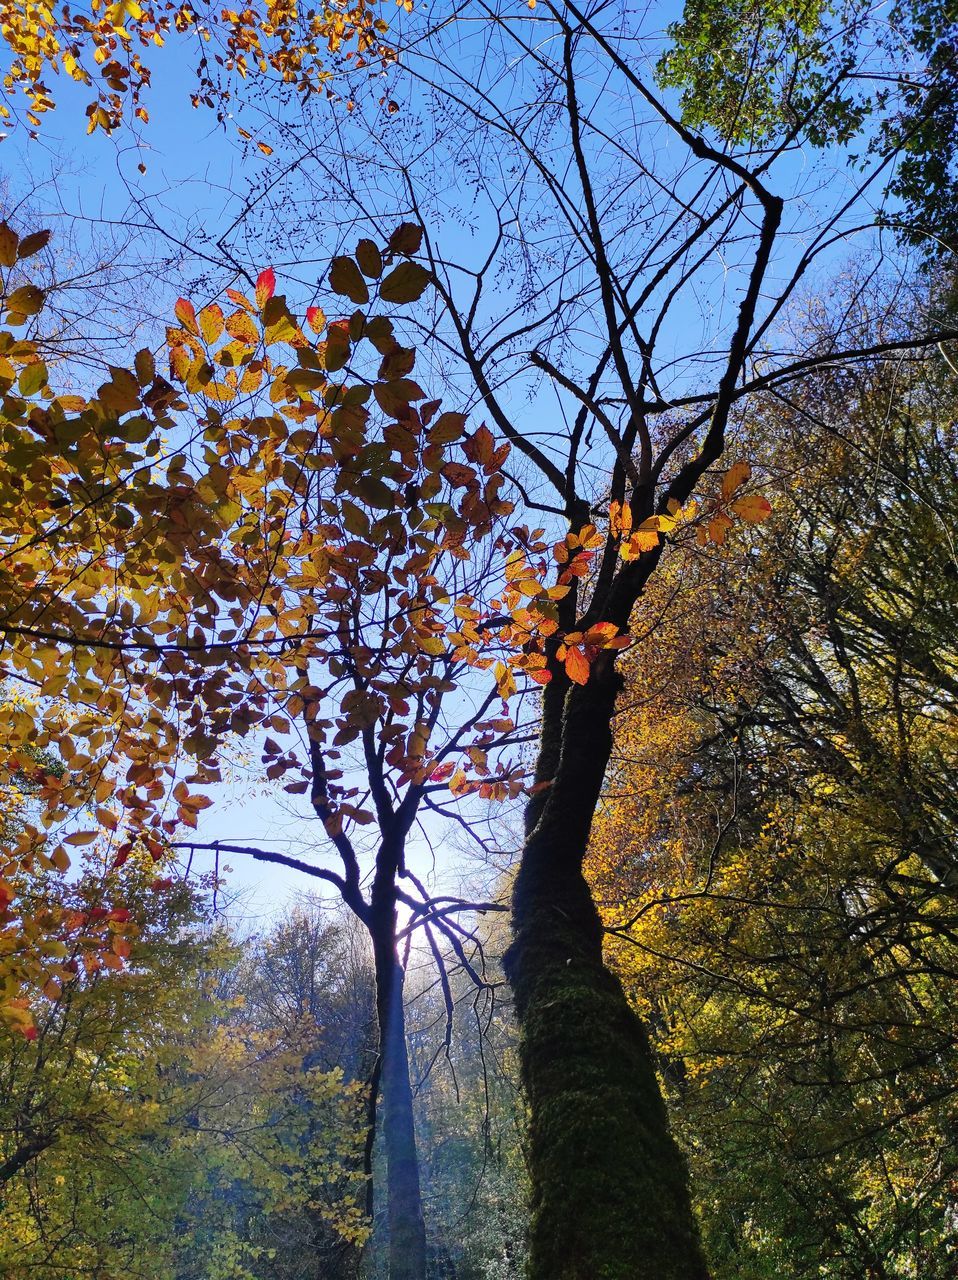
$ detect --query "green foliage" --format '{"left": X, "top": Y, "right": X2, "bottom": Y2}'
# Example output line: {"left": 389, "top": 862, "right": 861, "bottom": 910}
{"left": 658, "top": 0, "right": 958, "bottom": 258}
{"left": 0, "top": 871, "right": 369, "bottom": 1279}
{"left": 656, "top": 0, "right": 870, "bottom": 146}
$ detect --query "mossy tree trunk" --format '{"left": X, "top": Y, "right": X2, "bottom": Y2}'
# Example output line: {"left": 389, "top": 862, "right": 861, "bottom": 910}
{"left": 503, "top": 662, "right": 709, "bottom": 1280}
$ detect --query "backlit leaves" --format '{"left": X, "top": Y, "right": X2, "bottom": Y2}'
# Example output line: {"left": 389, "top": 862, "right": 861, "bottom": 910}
{"left": 0, "top": 218, "right": 776, "bottom": 1031}
{"left": 0, "top": 221, "right": 629, "bottom": 1027}
{"left": 0, "top": 0, "right": 393, "bottom": 137}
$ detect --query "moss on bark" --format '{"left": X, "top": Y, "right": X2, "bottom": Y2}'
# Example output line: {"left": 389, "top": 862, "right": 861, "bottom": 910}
{"left": 505, "top": 668, "right": 710, "bottom": 1280}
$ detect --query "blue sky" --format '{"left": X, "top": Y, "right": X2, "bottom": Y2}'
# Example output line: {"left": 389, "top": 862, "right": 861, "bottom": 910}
{"left": 1, "top": 2, "right": 918, "bottom": 924}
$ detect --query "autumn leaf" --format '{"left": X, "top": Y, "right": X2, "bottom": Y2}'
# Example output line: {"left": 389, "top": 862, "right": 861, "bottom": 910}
{"left": 731, "top": 494, "right": 772, "bottom": 523}
{"left": 174, "top": 297, "right": 199, "bottom": 335}
{"left": 721, "top": 460, "right": 751, "bottom": 499}
{"left": 17, "top": 229, "right": 51, "bottom": 259}
{"left": 329, "top": 256, "right": 370, "bottom": 304}
{"left": 463, "top": 424, "right": 495, "bottom": 467}
{"left": 355, "top": 239, "right": 383, "bottom": 278}
{"left": 387, "top": 223, "right": 424, "bottom": 256}
{"left": 255, "top": 268, "right": 277, "bottom": 309}
{"left": 0, "top": 222, "right": 18, "bottom": 266}
{"left": 379, "top": 261, "right": 431, "bottom": 303}
{"left": 564, "top": 646, "right": 591, "bottom": 685}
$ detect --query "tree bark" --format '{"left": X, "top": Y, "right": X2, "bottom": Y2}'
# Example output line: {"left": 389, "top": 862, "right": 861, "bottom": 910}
{"left": 0, "top": 1134, "right": 54, "bottom": 1185}
{"left": 372, "top": 913, "right": 428, "bottom": 1280}
{"left": 503, "top": 664, "right": 709, "bottom": 1280}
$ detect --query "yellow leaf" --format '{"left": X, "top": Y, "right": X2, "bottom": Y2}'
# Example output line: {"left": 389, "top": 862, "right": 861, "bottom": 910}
{"left": 0, "top": 221, "right": 18, "bottom": 266}
{"left": 198, "top": 303, "right": 225, "bottom": 344}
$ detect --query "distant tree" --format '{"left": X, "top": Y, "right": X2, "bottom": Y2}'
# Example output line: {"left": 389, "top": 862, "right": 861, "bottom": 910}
{"left": 658, "top": 0, "right": 958, "bottom": 260}
{"left": 0, "top": 866, "right": 368, "bottom": 1279}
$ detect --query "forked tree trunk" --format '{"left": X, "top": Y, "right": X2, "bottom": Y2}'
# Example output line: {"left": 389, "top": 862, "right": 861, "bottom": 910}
{"left": 372, "top": 920, "right": 428, "bottom": 1280}
{"left": 503, "top": 666, "right": 709, "bottom": 1280}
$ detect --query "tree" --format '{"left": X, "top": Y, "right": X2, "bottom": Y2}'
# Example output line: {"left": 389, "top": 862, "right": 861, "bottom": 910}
{"left": 229, "top": 8, "right": 957, "bottom": 1275}
{"left": 589, "top": 315, "right": 958, "bottom": 1277}
{"left": 4, "top": 2, "right": 958, "bottom": 1274}
{"left": 0, "top": 865, "right": 368, "bottom": 1279}
{"left": 0, "top": 215, "right": 614, "bottom": 1276}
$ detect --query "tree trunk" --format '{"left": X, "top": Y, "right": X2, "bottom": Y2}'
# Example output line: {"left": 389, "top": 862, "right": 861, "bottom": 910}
{"left": 503, "top": 665, "right": 709, "bottom": 1280}
{"left": 372, "top": 924, "right": 428, "bottom": 1280}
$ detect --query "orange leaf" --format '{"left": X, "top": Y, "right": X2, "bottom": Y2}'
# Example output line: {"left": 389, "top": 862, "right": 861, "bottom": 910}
{"left": 464, "top": 424, "right": 495, "bottom": 467}
{"left": 565, "top": 646, "right": 591, "bottom": 685}
{"left": 174, "top": 297, "right": 198, "bottom": 335}
{"left": 584, "top": 622, "right": 621, "bottom": 647}
{"left": 730, "top": 494, "right": 772, "bottom": 523}
{"left": 721, "top": 460, "right": 751, "bottom": 499}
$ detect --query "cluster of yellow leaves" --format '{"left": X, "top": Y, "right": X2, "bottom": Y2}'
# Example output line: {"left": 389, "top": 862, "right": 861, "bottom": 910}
{"left": 0, "top": 0, "right": 390, "bottom": 134}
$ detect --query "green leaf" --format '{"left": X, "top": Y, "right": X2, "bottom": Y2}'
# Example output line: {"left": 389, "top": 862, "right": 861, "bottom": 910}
{"left": 353, "top": 475, "right": 394, "bottom": 509}
{"left": 324, "top": 325, "right": 351, "bottom": 373}
{"left": 18, "top": 362, "right": 48, "bottom": 396}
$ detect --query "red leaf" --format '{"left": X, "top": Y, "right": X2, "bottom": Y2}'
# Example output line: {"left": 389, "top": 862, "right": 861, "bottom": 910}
{"left": 173, "top": 297, "right": 198, "bottom": 335}
{"left": 255, "top": 267, "right": 276, "bottom": 310}
{"left": 111, "top": 841, "right": 133, "bottom": 870}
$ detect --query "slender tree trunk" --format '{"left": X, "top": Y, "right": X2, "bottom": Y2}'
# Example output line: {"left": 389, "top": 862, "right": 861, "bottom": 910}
{"left": 372, "top": 915, "right": 428, "bottom": 1280}
{"left": 503, "top": 664, "right": 709, "bottom": 1280}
